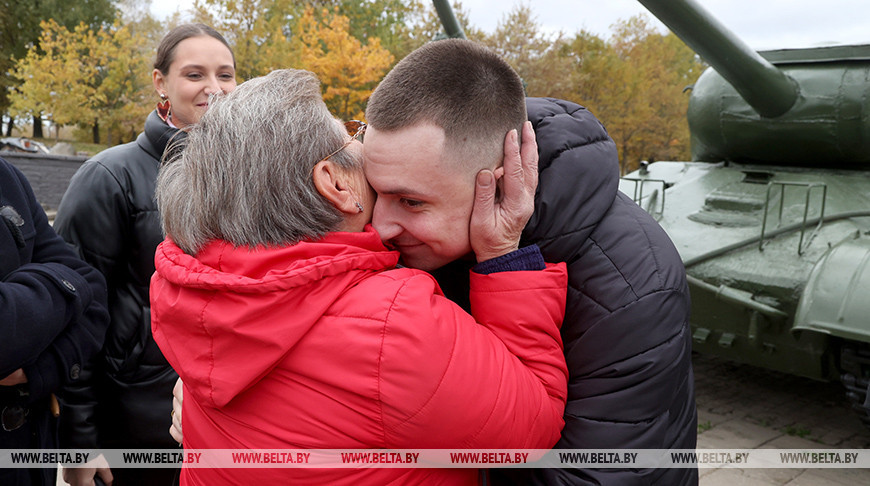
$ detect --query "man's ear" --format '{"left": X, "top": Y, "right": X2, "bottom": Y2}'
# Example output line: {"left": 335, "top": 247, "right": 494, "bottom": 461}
{"left": 312, "top": 160, "right": 358, "bottom": 215}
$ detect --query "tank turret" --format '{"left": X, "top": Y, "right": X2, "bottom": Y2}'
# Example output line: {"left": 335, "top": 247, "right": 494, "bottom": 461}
{"left": 639, "top": 0, "right": 870, "bottom": 166}
{"left": 621, "top": 0, "right": 870, "bottom": 427}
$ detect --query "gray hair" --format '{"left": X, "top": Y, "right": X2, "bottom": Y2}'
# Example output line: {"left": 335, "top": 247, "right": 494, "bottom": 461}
{"left": 156, "top": 69, "right": 359, "bottom": 254}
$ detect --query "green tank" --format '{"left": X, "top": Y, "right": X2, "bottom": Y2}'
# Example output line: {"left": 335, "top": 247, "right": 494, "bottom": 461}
{"left": 433, "top": 0, "right": 466, "bottom": 39}
{"left": 620, "top": 0, "right": 870, "bottom": 423}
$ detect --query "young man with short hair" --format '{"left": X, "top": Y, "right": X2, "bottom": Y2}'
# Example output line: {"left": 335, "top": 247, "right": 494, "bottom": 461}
{"left": 364, "top": 38, "right": 698, "bottom": 485}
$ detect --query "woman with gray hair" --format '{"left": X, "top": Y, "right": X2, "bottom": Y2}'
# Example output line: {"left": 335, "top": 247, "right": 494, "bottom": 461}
{"left": 150, "top": 69, "right": 569, "bottom": 485}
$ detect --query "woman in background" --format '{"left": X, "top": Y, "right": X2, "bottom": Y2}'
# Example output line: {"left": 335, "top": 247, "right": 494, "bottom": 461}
{"left": 151, "top": 68, "right": 568, "bottom": 485}
{"left": 53, "top": 23, "right": 236, "bottom": 486}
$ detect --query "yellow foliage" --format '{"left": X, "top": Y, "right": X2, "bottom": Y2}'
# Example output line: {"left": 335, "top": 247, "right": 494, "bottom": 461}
{"left": 6, "top": 2, "right": 705, "bottom": 158}
{"left": 296, "top": 8, "right": 394, "bottom": 120}
{"left": 559, "top": 15, "right": 705, "bottom": 173}
{"left": 11, "top": 20, "right": 82, "bottom": 128}
{"left": 480, "top": 7, "right": 704, "bottom": 173}
{"left": 11, "top": 19, "right": 154, "bottom": 143}
{"left": 193, "top": 1, "right": 399, "bottom": 119}
{"left": 193, "top": 0, "right": 301, "bottom": 80}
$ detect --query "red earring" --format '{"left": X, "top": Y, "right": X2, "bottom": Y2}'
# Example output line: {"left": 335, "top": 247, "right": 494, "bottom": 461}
{"left": 156, "top": 94, "right": 171, "bottom": 122}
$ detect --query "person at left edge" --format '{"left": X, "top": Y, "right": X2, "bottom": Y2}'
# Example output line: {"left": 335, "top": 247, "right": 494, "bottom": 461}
{"left": 1, "top": 157, "right": 109, "bottom": 486}
{"left": 52, "top": 23, "right": 237, "bottom": 486}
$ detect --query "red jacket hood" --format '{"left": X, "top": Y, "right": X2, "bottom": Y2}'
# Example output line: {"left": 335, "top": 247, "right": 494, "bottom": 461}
{"left": 151, "top": 226, "right": 399, "bottom": 408}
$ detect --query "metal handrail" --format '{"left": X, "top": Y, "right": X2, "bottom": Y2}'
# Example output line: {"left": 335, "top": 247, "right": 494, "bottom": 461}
{"left": 620, "top": 177, "right": 667, "bottom": 220}
{"left": 684, "top": 210, "right": 870, "bottom": 268}
{"left": 759, "top": 181, "right": 827, "bottom": 255}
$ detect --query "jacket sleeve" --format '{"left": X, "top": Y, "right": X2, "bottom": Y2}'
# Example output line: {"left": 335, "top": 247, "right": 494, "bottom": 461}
{"left": 52, "top": 160, "right": 127, "bottom": 448}
{"left": 378, "top": 263, "right": 568, "bottom": 450}
{"left": 0, "top": 162, "right": 109, "bottom": 402}
{"left": 53, "top": 160, "right": 128, "bottom": 281}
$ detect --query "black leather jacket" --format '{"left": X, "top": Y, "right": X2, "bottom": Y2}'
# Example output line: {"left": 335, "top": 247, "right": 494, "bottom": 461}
{"left": 53, "top": 111, "right": 180, "bottom": 449}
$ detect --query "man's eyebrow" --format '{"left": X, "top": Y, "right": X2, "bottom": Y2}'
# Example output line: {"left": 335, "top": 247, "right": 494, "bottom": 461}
{"left": 377, "top": 186, "right": 427, "bottom": 197}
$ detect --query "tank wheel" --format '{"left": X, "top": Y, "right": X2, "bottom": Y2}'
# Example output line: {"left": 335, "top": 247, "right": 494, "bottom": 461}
{"left": 840, "top": 343, "right": 870, "bottom": 427}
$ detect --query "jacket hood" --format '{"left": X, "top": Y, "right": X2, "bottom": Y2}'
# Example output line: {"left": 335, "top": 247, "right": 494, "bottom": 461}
{"left": 523, "top": 97, "right": 619, "bottom": 261}
{"left": 151, "top": 226, "right": 399, "bottom": 407}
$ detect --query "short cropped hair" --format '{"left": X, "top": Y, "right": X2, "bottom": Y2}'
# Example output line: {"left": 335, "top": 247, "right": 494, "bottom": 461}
{"left": 366, "top": 39, "right": 526, "bottom": 170}
{"left": 156, "top": 69, "right": 358, "bottom": 254}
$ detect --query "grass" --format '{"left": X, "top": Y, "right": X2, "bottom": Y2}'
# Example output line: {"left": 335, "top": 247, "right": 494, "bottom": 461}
{"left": 698, "top": 420, "right": 712, "bottom": 433}
{"left": 31, "top": 137, "right": 109, "bottom": 157}
{"left": 66, "top": 140, "right": 110, "bottom": 156}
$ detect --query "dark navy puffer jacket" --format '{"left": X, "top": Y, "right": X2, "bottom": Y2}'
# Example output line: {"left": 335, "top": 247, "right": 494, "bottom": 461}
{"left": 502, "top": 98, "right": 698, "bottom": 485}
{"left": 1, "top": 158, "right": 108, "bottom": 486}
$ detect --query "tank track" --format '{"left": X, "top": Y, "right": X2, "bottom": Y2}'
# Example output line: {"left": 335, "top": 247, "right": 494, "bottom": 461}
{"left": 840, "top": 343, "right": 870, "bottom": 427}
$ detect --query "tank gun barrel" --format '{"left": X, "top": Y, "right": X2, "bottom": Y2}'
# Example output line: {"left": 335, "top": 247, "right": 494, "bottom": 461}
{"left": 432, "top": 0, "right": 466, "bottom": 39}
{"left": 638, "top": 0, "right": 798, "bottom": 118}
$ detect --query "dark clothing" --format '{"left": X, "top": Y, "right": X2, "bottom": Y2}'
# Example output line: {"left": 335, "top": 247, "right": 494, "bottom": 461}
{"left": 487, "top": 98, "right": 696, "bottom": 485}
{"left": 0, "top": 158, "right": 108, "bottom": 486}
{"left": 53, "top": 110, "right": 181, "bottom": 454}
{"left": 473, "top": 244, "right": 546, "bottom": 274}
{"left": 109, "top": 467, "right": 180, "bottom": 486}
{"left": 0, "top": 402, "right": 58, "bottom": 486}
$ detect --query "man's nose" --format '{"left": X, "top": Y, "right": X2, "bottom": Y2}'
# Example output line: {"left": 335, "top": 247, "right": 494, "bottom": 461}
{"left": 371, "top": 200, "right": 401, "bottom": 243}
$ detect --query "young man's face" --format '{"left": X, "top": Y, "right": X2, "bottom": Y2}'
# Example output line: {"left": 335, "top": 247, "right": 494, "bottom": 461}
{"left": 363, "top": 123, "right": 476, "bottom": 272}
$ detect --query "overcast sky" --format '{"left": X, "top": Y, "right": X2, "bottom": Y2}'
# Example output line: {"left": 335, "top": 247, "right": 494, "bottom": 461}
{"left": 151, "top": 0, "right": 870, "bottom": 50}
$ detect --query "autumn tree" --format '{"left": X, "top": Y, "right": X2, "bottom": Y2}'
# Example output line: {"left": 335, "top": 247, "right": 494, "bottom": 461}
{"left": 295, "top": 1, "right": 433, "bottom": 61}
{"left": 119, "top": 0, "right": 174, "bottom": 49}
{"left": 10, "top": 20, "right": 153, "bottom": 144}
{"left": 192, "top": 1, "right": 396, "bottom": 120}
{"left": 10, "top": 20, "right": 89, "bottom": 139}
{"left": 0, "top": 0, "right": 117, "bottom": 137}
{"left": 93, "top": 22, "right": 155, "bottom": 144}
{"left": 280, "top": 0, "right": 480, "bottom": 60}
{"left": 191, "top": 0, "right": 301, "bottom": 80}
{"left": 297, "top": 7, "right": 394, "bottom": 120}
{"left": 477, "top": 9, "right": 705, "bottom": 174}
{"left": 562, "top": 15, "right": 704, "bottom": 173}
{"left": 400, "top": 1, "right": 485, "bottom": 54}
{"left": 480, "top": 2, "right": 572, "bottom": 98}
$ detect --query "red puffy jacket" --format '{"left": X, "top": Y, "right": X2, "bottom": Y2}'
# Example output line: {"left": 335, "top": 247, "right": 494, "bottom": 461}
{"left": 151, "top": 227, "right": 568, "bottom": 485}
